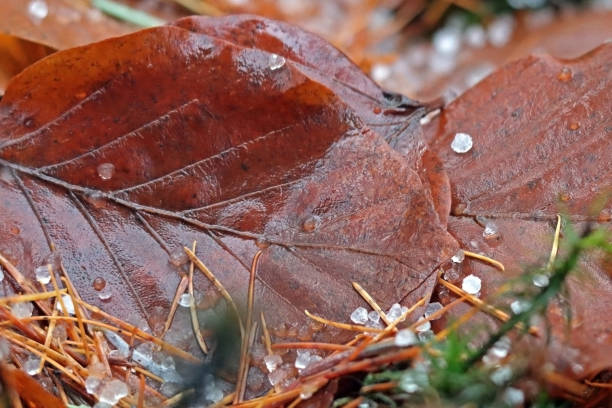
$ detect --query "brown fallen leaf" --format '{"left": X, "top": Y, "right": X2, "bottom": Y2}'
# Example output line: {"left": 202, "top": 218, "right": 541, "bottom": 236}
{"left": 0, "top": 0, "right": 131, "bottom": 50}
{"left": 0, "top": 15, "right": 457, "bottom": 376}
{"left": 0, "top": 33, "right": 55, "bottom": 95}
{"left": 424, "top": 44, "right": 611, "bottom": 377}
{"left": 173, "top": 14, "right": 452, "bottom": 226}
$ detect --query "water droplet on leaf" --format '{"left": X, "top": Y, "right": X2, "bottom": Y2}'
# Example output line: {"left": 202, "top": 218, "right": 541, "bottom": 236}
{"left": 93, "top": 277, "right": 106, "bottom": 291}
{"left": 97, "top": 163, "right": 115, "bottom": 181}
{"left": 269, "top": 54, "right": 286, "bottom": 71}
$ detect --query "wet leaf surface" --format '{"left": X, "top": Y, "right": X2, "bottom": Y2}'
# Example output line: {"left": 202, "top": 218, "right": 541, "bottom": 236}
{"left": 0, "top": 15, "right": 457, "bottom": 374}
{"left": 425, "top": 44, "right": 611, "bottom": 376}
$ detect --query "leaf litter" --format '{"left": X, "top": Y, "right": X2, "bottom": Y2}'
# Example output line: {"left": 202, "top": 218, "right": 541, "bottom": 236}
{"left": 0, "top": 11, "right": 610, "bottom": 408}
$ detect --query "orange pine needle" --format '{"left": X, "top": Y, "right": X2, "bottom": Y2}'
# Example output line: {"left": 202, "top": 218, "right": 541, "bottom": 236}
{"left": 187, "top": 241, "right": 208, "bottom": 354}
{"left": 352, "top": 282, "right": 391, "bottom": 326}
{"left": 235, "top": 251, "right": 263, "bottom": 403}
{"left": 304, "top": 310, "right": 384, "bottom": 333}
{"left": 184, "top": 247, "right": 245, "bottom": 336}
{"left": 360, "top": 381, "right": 397, "bottom": 393}
{"left": 272, "top": 342, "right": 352, "bottom": 351}
{"left": 462, "top": 250, "right": 505, "bottom": 272}
{"left": 161, "top": 275, "right": 189, "bottom": 338}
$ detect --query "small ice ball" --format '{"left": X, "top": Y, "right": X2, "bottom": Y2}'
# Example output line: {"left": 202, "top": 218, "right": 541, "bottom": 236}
{"left": 264, "top": 354, "right": 283, "bottom": 373}
{"left": 179, "top": 293, "right": 192, "bottom": 308}
{"left": 451, "top": 132, "right": 473, "bottom": 153}
{"left": 415, "top": 317, "right": 431, "bottom": 332}
{"left": 424, "top": 302, "right": 443, "bottom": 319}
{"left": 269, "top": 54, "right": 286, "bottom": 71}
{"left": 350, "top": 307, "right": 368, "bottom": 325}
{"left": 451, "top": 250, "right": 465, "bottom": 263}
{"left": 35, "top": 265, "right": 51, "bottom": 284}
{"left": 395, "top": 329, "right": 417, "bottom": 347}
{"left": 461, "top": 274, "right": 481, "bottom": 295}
{"left": 533, "top": 273, "right": 549, "bottom": 287}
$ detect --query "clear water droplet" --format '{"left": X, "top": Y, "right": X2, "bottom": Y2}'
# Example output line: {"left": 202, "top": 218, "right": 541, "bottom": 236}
{"left": 557, "top": 67, "right": 572, "bottom": 82}
{"left": 269, "top": 54, "right": 286, "bottom": 71}
{"left": 96, "top": 163, "right": 115, "bottom": 181}
{"left": 302, "top": 215, "right": 319, "bottom": 232}
{"left": 461, "top": 274, "right": 481, "bottom": 295}
{"left": 98, "top": 290, "right": 112, "bottom": 302}
{"left": 35, "top": 265, "right": 51, "bottom": 284}
{"left": 28, "top": 0, "right": 48, "bottom": 21}
{"left": 255, "top": 238, "right": 270, "bottom": 249}
{"left": 84, "top": 191, "right": 107, "bottom": 209}
{"left": 169, "top": 249, "right": 188, "bottom": 267}
{"left": 451, "top": 132, "right": 473, "bottom": 153}
{"left": 350, "top": 307, "right": 368, "bottom": 324}
{"left": 451, "top": 249, "right": 465, "bottom": 263}
{"left": 179, "top": 293, "right": 192, "bottom": 308}
{"left": 93, "top": 277, "right": 106, "bottom": 291}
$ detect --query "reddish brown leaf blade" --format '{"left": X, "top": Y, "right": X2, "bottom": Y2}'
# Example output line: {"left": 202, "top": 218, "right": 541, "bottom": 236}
{"left": 424, "top": 44, "right": 611, "bottom": 219}
{"left": 426, "top": 44, "right": 612, "bottom": 377}
{"left": 0, "top": 15, "right": 457, "bottom": 377}
{"left": 172, "top": 15, "right": 426, "bottom": 146}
